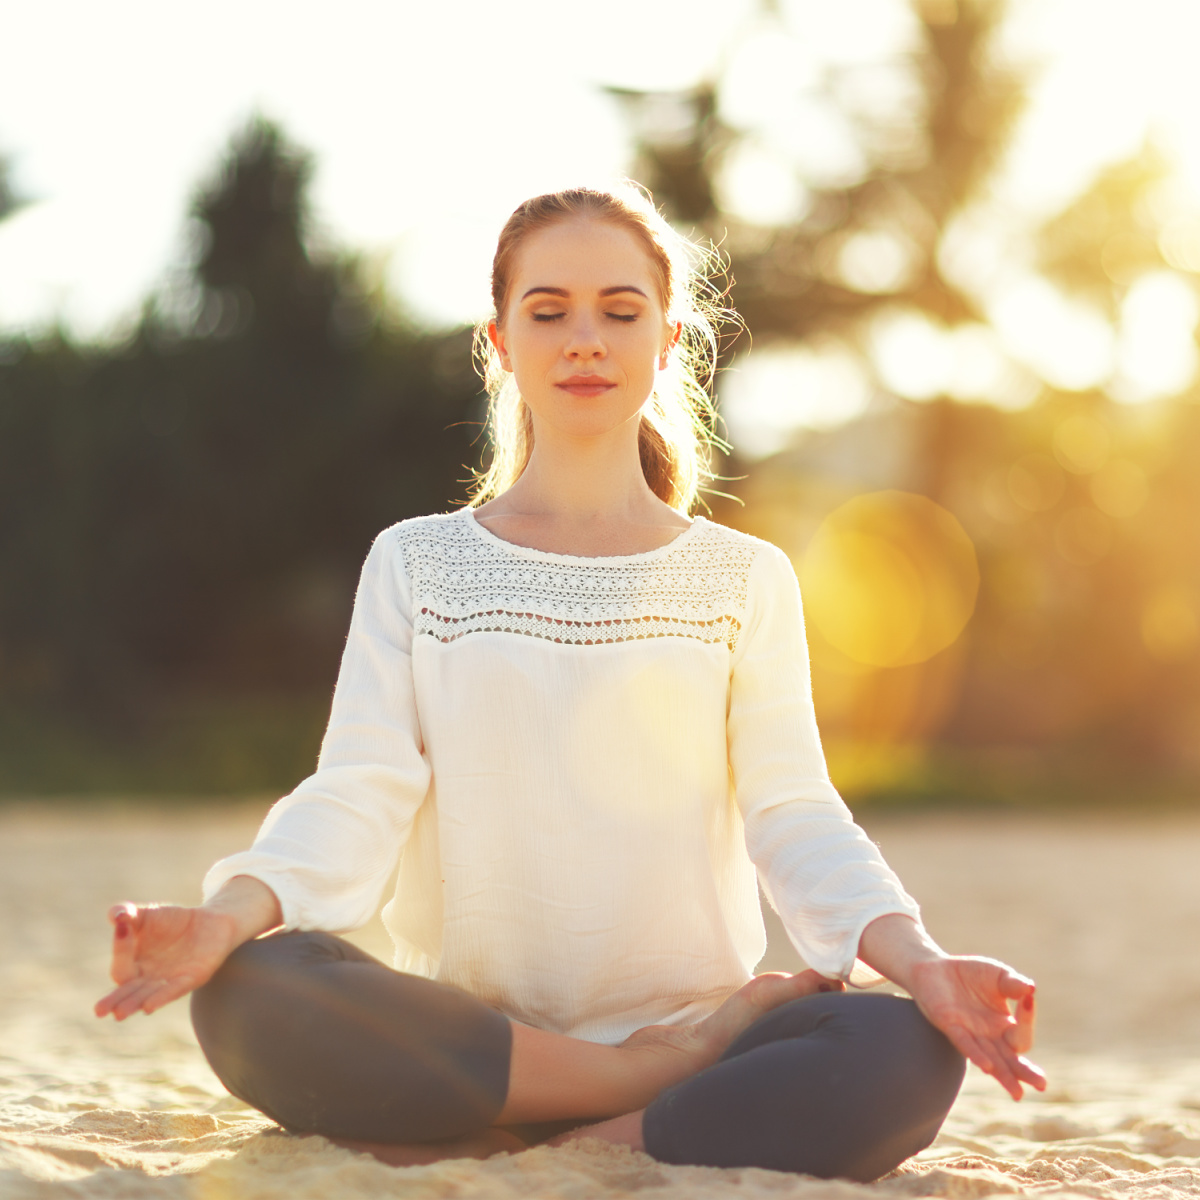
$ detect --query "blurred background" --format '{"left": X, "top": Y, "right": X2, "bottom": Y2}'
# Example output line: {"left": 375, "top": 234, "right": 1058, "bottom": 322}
{"left": 2, "top": 0, "right": 1199, "bottom": 807}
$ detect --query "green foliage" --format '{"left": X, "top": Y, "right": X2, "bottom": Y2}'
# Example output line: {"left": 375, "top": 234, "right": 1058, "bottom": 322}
{"left": 0, "top": 117, "right": 485, "bottom": 780}
{"left": 186, "top": 117, "right": 343, "bottom": 346}
{"left": 5, "top": 6, "right": 1200, "bottom": 801}
{"left": 835, "top": 743, "right": 1200, "bottom": 813}
{"left": 0, "top": 696, "right": 329, "bottom": 796}
{"left": 0, "top": 153, "right": 26, "bottom": 224}
{"left": 615, "top": 0, "right": 1024, "bottom": 344}
{"left": 626, "top": 0, "right": 1200, "bottom": 793}
{"left": 1036, "top": 140, "right": 1177, "bottom": 317}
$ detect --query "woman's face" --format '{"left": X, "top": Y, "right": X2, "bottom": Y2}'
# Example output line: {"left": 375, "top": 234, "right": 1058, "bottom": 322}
{"left": 488, "top": 217, "right": 679, "bottom": 444}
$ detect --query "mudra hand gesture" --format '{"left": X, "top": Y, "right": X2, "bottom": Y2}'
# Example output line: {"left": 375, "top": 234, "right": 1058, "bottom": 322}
{"left": 906, "top": 955, "right": 1041, "bottom": 1100}
{"left": 95, "top": 877, "right": 281, "bottom": 1021}
{"left": 861, "top": 914, "right": 1044, "bottom": 1100}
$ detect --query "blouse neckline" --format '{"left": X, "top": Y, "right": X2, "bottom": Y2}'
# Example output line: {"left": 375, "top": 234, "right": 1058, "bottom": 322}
{"left": 462, "top": 507, "right": 705, "bottom": 566}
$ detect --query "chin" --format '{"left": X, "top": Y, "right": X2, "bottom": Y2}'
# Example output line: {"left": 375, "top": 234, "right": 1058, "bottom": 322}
{"left": 535, "top": 404, "right": 647, "bottom": 441}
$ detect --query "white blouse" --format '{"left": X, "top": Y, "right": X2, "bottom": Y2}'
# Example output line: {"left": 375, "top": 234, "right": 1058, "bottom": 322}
{"left": 203, "top": 509, "right": 920, "bottom": 1044}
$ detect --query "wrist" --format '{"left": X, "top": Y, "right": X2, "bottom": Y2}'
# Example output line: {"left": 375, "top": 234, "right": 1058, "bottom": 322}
{"left": 201, "top": 875, "right": 283, "bottom": 949}
{"left": 857, "top": 912, "right": 947, "bottom": 993}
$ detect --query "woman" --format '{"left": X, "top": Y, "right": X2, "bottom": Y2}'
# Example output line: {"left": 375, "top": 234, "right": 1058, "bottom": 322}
{"left": 95, "top": 186, "right": 1044, "bottom": 1180}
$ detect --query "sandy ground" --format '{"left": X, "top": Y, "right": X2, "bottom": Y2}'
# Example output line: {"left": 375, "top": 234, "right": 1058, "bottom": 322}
{"left": 2, "top": 801, "right": 1199, "bottom": 1198}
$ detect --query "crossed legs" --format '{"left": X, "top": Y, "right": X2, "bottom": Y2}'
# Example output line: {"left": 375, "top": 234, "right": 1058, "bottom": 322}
{"left": 191, "top": 931, "right": 964, "bottom": 1180}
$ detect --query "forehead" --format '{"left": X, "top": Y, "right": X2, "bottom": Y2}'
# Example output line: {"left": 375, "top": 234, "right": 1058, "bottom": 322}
{"left": 509, "top": 217, "right": 662, "bottom": 297}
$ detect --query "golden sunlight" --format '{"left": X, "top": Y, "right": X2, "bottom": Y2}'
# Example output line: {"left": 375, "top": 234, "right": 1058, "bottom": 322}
{"left": 1142, "top": 586, "right": 1199, "bottom": 664}
{"left": 799, "top": 492, "right": 979, "bottom": 668}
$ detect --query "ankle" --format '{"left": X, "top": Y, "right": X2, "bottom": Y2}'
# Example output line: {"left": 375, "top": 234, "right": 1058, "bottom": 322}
{"left": 547, "top": 1109, "right": 646, "bottom": 1152}
{"left": 618, "top": 1025, "right": 711, "bottom": 1097}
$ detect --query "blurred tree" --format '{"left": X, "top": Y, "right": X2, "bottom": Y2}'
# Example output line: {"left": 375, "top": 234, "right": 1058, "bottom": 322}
{"left": 613, "top": 0, "right": 1022, "bottom": 342}
{"left": 0, "top": 152, "right": 26, "bottom": 223}
{"left": 0, "top": 118, "right": 484, "bottom": 789}
{"left": 5, "top": 8, "right": 1200, "bottom": 798}
{"left": 611, "top": 0, "right": 1200, "bottom": 794}
{"left": 1036, "top": 140, "right": 1174, "bottom": 317}
{"left": 186, "top": 117, "right": 344, "bottom": 347}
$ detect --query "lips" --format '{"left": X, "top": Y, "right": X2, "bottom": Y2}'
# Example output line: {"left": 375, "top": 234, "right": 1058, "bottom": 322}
{"left": 555, "top": 375, "right": 616, "bottom": 398}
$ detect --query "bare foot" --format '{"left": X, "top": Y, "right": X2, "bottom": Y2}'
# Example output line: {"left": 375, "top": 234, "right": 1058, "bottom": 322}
{"left": 621, "top": 969, "right": 843, "bottom": 1084}
{"left": 545, "top": 1109, "right": 646, "bottom": 1153}
{"left": 330, "top": 1126, "right": 528, "bottom": 1166}
{"left": 543, "top": 973, "right": 842, "bottom": 1157}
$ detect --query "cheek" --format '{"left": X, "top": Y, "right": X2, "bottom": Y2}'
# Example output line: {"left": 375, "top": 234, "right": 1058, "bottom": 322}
{"left": 503, "top": 326, "right": 555, "bottom": 370}
{"left": 630, "top": 329, "right": 667, "bottom": 375}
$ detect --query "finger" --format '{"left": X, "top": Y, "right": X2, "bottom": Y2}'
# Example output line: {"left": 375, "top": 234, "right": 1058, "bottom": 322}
{"left": 996, "top": 969, "right": 1036, "bottom": 1002}
{"left": 95, "top": 975, "right": 152, "bottom": 1019}
{"left": 988, "top": 1042, "right": 1048, "bottom": 1099}
{"left": 108, "top": 904, "right": 143, "bottom": 984}
{"left": 1006, "top": 990, "right": 1036, "bottom": 1054}
{"left": 111, "top": 977, "right": 171, "bottom": 1021}
{"left": 142, "top": 976, "right": 196, "bottom": 1015}
{"left": 109, "top": 902, "right": 154, "bottom": 984}
{"left": 108, "top": 902, "right": 142, "bottom": 927}
{"left": 976, "top": 1033, "right": 1047, "bottom": 1100}
{"left": 945, "top": 1025, "right": 1024, "bottom": 1101}
{"left": 94, "top": 989, "right": 120, "bottom": 1018}
{"left": 787, "top": 970, "right": 845, "bottom": 994}
{"left": 1015, "top": 1053, "right": 1048, "bottom": 1092}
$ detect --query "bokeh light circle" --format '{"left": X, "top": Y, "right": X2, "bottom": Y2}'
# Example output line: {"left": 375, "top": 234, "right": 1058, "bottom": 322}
{"left": 800, "top": 491, "right": 980, "bottom": 668}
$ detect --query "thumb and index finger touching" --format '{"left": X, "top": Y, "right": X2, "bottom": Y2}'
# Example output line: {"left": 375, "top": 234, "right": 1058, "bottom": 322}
{"left": 96, "top": 902, "right": 150, "bottom": 1018}
{"left": 106, "top": 902, "right": 144, "bottom": 981}
{"left": 995, "top": 965, "right": 1036, "bottom": 1003}
{"left": 97, "top": 901, "right": 193, "bottom": 1019}
{"left": 108, "top": 901, "right": 142, "bottom": 929}
{"left": 979, "top": 964, "right": 1045, "bottom": 1096}
{"left": 928, "top": 958, "right": 1045, "bottom": 1099}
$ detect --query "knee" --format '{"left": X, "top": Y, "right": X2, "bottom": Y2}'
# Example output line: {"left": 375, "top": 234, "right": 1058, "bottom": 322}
{"left": 190, "top": 931, "right": 341, "bottom": 1112}
{"left": 644, "top": 993, "right": 964, "bottom": 1181}
{"left": 822, "top": 994, "right": 965, "bottom": 1115}
{"left": 873, "top": 995, "right": 966, "bottom": 1109}
{"left": 193, "top": 931, "right": 317, "bottom": 1032}
{"left": 192, "top": 931, "right": 512, "bottom": 1143}
{"left": 823, "top": 994, "right": 965, "bottom": 1179}
{"left": 727, "top": 991, "right": 962, "bottom": 1088}
{"left": 736, "top": 993, "right": 964, "bottom": 1180}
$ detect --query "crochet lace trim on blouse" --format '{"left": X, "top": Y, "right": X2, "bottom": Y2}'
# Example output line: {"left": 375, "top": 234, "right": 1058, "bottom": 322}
{"left": 401, "top": 512, "right": 757, "bottom": 652}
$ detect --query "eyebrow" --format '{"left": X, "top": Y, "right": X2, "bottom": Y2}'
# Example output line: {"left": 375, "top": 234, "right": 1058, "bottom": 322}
{"left": 520, "top": 285, "right": 649, "bottom": 301}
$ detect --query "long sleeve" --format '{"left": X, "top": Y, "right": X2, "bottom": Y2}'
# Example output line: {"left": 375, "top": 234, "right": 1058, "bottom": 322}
{"left": 202, "top": 527, "right": 432, "bottom": 932}
{"left": 728, "top": 543, "right": 920, "bottom": 981}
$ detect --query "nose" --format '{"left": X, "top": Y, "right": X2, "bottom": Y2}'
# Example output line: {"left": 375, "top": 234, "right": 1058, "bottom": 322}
{"left": 564, "top": 314, "right": 605, "bottom": 360}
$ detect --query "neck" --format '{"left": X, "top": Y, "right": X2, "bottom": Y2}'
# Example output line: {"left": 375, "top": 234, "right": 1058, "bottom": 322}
{"left": 472, "top": 414, "right": 692, "bottom": 557}
{"left": 504, "top": 426, "right": 664, "bottom": 525}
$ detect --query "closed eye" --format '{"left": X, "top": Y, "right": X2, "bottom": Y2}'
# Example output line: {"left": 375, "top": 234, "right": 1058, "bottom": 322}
{"left": 606, "top": 313, "right": 638, "bottom": 323}
{"left": 531, "top": 312, "right": 566, "bottom": 322}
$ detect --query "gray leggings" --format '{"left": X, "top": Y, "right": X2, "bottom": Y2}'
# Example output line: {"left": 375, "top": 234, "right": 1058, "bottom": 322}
{"left": 191, "top": 931, "right": 964, "bottom": 1181}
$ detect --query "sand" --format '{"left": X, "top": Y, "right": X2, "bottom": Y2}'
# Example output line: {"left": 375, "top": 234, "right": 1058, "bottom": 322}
{"left": 2, "top": 801, "right": 1199, "bottom": 1199}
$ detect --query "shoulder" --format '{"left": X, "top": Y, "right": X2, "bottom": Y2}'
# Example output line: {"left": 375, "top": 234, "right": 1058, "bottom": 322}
{"left": 691, "top": 523, "right": 804, "bottom": 643}
{"left": 692, "top": 517, "right": 776, "bottom": 553}
{"left": 691, "top": 518, "right": 795, "bottom": 578}
{"left": 377, "top": 509, "right": 467, "bottom": 543}
{"left": 368, "top": 509, "right": 472, "bottom": 559}
{"left": 676, "top": 521, "right": 800, "bottom": 643}
{"left": 353, "top": 511, "right": 473, "bottom": 598}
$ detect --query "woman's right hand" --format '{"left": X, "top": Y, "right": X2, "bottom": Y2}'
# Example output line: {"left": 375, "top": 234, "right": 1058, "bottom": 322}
{"left": 94, "top": 876, "right": 283, "bottom": 1020}
{"left": 94, "top": 903, "right": 240, "bottom": 1020}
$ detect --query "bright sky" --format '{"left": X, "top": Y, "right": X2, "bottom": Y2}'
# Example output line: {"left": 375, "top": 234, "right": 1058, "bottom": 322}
{"left": 3, "top": 0, "right": 1199, "bottom": 448}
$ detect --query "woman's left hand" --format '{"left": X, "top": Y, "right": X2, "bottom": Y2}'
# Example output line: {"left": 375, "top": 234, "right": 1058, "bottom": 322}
{"left": 858, "top": 914, "right": 1045, "bottom": 1101}
{"left": 905, "top": 955, "right": 1044, "bottom": 1100}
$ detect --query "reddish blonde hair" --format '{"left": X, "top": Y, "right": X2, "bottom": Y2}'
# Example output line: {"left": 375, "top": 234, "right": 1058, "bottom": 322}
{"left": 471, "top": 185, "right": 731, "bottom": 512}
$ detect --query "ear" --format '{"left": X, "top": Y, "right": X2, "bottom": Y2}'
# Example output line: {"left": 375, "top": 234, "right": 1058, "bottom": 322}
{"left": 487, "top": 319, "right": 513, "bottom": 372}
{"left": 658, "top": 320, "right": 683, "bottom": 370}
